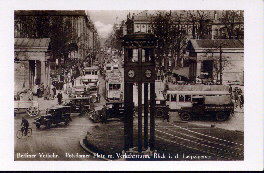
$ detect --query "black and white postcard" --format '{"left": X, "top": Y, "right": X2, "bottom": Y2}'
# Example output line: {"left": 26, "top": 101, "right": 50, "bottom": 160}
{"left": 0, "top": 0, "right": 263, "bottom": 171}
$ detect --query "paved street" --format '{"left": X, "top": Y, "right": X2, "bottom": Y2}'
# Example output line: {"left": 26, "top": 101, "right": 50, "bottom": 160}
{"left": 14, "top": 114, "right": 99, "bottom": 161}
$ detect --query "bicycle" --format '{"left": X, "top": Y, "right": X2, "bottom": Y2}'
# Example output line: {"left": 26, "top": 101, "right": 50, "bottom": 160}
{"left": 16, "top": 127, "right": 32, "bottom": 139}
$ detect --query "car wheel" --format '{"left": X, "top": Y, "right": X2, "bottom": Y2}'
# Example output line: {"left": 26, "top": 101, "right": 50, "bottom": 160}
{"left": 215, "top": 112, "right": 229, "bottom": 121}
{"left": 36, "top": 124, "right": 40, "bottom": 129}
{"left": 180, "top": 112, "right": 192, "bottom": 121}
{"left": 64, "top": 119, "right": 70, "bottom": 126}
{"left": 46, "top": 121, "right": 51, "bottom": 129}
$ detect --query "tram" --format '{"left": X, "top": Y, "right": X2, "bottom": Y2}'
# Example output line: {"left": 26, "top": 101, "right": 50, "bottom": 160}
{"left": 166, "top": 90, "right": 230, "bottom": 110}
{"left": 105, "top": 71, "right": 123, "bottom": 101}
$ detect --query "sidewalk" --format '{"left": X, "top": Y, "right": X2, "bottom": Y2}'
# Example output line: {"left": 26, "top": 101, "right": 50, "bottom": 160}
{"left": 35, "top": 90, "right": 69, "bottom": 115}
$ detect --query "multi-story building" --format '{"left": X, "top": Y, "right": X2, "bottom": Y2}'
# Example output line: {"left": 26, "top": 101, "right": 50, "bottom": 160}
{"left": 15, "top": 10, "right": 98, "bottom": 62}
{"left": 14, "top": 10, "right": 99, "bottom": 93}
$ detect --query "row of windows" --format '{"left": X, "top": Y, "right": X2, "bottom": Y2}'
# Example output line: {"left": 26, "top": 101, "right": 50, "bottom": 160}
{"left": 167, "top": 94, "right": 226, "bottom": 102}
{"left": 109, "top": 84, "right": 121, "bottom": 90}
{"left": 130, "top": 49, "right": 154, "bottom": 62}
{"left": 167, "top": 94, "right": 192, "bottom": 102}
{"left": 85, "top": 71, "right": 98, "bottom": 75}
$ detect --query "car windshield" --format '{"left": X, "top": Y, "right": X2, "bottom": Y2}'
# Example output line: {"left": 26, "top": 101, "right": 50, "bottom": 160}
{"left": 193, "top": 98, "right": 204, "bottom": 104}
{"left": 48, "top": 109, "right": 58, "bottom": 114}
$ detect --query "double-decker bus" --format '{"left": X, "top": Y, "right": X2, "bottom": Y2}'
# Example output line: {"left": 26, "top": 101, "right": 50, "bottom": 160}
{"left": 105, "top": 71, "right": 123, "bottom": 101}
{"left": 82, "top": 66, "right": 99, "bottom": 85}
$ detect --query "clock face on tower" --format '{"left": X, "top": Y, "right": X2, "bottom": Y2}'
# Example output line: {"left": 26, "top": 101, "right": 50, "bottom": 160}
{"left": 128, "top": 70, "right": 135, "bottom": 78}
{"left": 145, "top": 69, "right": 152, "bottom": 78}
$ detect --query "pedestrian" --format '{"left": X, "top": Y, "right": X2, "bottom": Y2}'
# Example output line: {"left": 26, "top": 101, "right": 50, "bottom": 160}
{"left": 71, "top": 79, "right": 74, "bottom": 87}
{"left": 163, "top": 105, "right": 170, "bottom": 122}
{"left": 33, "top": 84, "right": 38, "bottom": 96}
{"left": 52, "top": 86, "right": 56, "bottom": 98}
{"left": 28, "top": 89, "right": 33, "bottom": 101}
{"left": 101, "top": 105, "right": 107, "bottom": 124}
{"left": 57, "top": 91, "right": 63, "bottom": 105}
{"left": 239, "top": 94, "right": 244, "bottom": 108}
{"left": 37, "top": 84, "right": 41, "bottom": 98}
{"left": 21, "top": 116, "right": 29, "bottom": 136}
{"left": 234, "top": 87, "right": 239, "bottom": 107}
{"left": 229, "top": 85, "right": 233, "bottom": 99}
{"left": 40, "top": 83, "right": 44, "bottom": 97}
{"left": 45, "top": 86, "right": 50, "bottom": 100}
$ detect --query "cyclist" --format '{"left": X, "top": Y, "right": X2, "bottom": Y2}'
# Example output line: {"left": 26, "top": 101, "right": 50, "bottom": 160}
{"left": 21, "top": 117, "right": 29, "bottom": 136}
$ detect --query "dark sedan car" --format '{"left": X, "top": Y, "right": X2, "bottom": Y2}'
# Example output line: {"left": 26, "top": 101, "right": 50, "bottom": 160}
{"left": 33, "top": 106, "right": 71, "bottom": 129}
{"left": 63, "top": 97, "right": 93, "bottom": 115}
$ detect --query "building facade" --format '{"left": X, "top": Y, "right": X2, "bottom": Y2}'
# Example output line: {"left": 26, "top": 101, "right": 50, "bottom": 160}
{"left": 14, "top": 10, "right": 100, "bottom": 88}
{"left": 15, "top": 38, "right": 51, "bottom": 93}
{"left": 186, "top": 39, "right": 244, "bottom": 85}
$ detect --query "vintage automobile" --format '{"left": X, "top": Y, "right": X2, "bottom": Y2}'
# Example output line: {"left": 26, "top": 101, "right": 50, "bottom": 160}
{"left": 106, "top": 101, "right": 125, "bottom": 120}
{"left": 155, "top": 98, "right": 169, "bottom": 119}
{"left": 89, "top": 102, "right": 125, "bottom": 123}
{"left": 33, "top": 106, "right": 72, "bottom": 129}
{"left": 89, "top": 105, "right": 104, "bottom": 123}
{"left": 88, "top": 84, "right": 100, "bottom": 103}
{"left": 178, "top": 95, "right": 234, "bottom": 121}
{"left": 72, "top": 85, "right": 90, "bottom": 98}
{"left": 63, "top": 97, "right": 93, "bottom": 115}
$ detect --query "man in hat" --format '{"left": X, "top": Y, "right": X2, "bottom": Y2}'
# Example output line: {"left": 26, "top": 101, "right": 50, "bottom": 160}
{"left": 21, "top": 116, "right": 29, "bottom": 136}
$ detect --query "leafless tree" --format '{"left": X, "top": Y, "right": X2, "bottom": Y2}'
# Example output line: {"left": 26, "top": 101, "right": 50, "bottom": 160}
{"left": 204, "top": 41, "right": 231, "bottom": 84}
{"left": 219, "top": 10, "right": 244, "bottom": 39}
{"left": 151, "top": 11, "right": 188, "bottom": 72}
{"left": 187, "top": 10, "right": 211, "bottom": 39}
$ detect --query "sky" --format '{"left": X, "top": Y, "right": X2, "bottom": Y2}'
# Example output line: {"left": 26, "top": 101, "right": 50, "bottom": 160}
{"left": 87, "top": 10, "right": 143, "bottom": 39}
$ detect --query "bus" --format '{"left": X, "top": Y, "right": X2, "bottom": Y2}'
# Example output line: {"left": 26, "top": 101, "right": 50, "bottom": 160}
{"left": 82, "top": 66, "right": 99, "bottom": 85}
{"left": 166, "top": 90, "right": 231, "bottom": 110}
{"left": 105, "top": 64, "right": 112, "bottom": 73}
{"left": 105, "top": 72, "right": 123, "bottom": 101}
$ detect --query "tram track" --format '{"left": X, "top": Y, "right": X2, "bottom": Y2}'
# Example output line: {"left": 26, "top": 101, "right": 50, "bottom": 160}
{"left": 155, "top": 122, "right": 244, "bottom": 160}
{"left": 157, "top": 125, "right": 243, "bottom": 151}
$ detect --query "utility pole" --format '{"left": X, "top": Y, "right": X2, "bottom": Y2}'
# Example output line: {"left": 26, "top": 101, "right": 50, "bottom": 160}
{"left": 219, "top": 45, "right": 223, "bottom": 85}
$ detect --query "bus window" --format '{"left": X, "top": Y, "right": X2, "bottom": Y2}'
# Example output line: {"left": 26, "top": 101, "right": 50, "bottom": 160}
{"left": 94, "top": 71, "right": 97, "bottom": 75}
{"left": 115, "top": 84, "right": 121, "bottom": 90}
{"left": 171, "top": 94, "right": 177, "bottom": 102}
{"left": 179, "top": 95, "right": 184, "bottom": 102}
{"left": 185, "top": 95, "right": 191, "bottom": 102}
{"left": 86, "top": 71, "right": 91, "bottom": 75}
{"left": 166, "top": 94, "right": 170, "bottom": 101}
{"left": 109, "top": 84, "right": 113, "bottom": 90}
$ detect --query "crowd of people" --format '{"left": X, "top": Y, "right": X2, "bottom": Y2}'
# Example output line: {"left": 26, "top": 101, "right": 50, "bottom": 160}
{"left": 231, "top": 86, "right": 244, "bottom": 109}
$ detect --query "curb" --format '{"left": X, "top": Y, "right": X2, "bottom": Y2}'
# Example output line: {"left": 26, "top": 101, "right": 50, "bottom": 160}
{"left": 80, "top": 137, "right": 126, "bottom": 161}
{"left": 79, "top": 138, "right": 110, "bottom": 161}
